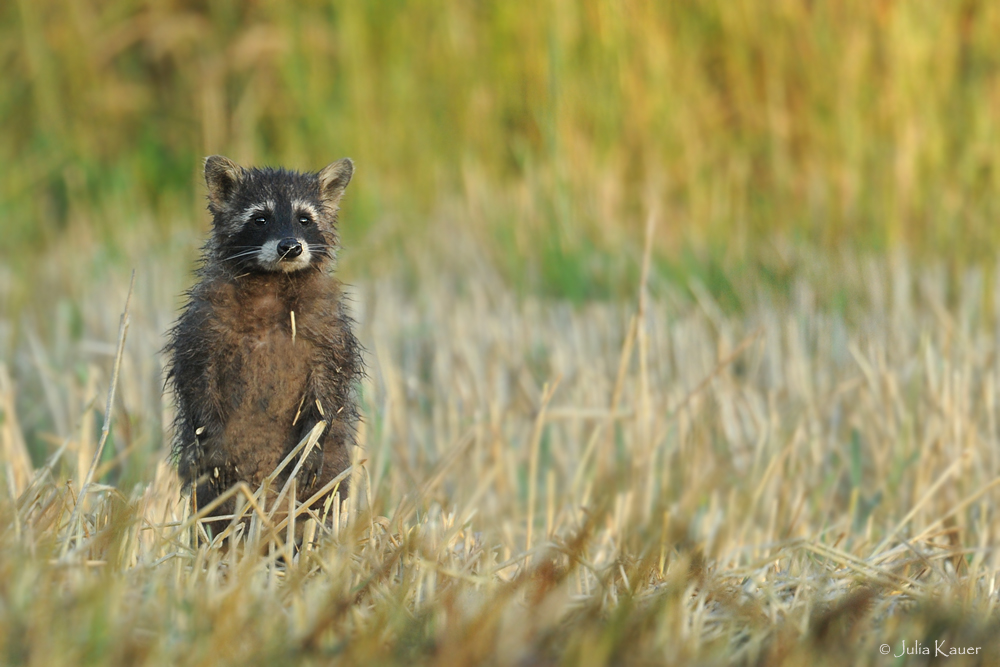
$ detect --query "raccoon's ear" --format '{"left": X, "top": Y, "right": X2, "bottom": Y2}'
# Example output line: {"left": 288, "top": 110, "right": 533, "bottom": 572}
{"left": 204, "top": 156, "right": 243, "bottom": 207}
{"left": 318, "top": 158, "right": 354, "bottom": 207}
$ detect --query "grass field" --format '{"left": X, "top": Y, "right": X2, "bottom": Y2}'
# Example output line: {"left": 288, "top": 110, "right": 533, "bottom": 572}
{"left": 3, "top": 227, "right": 1000, "bottom": 665}
{"left": 5, "top": 1, "right": 1000, "bottom": 665}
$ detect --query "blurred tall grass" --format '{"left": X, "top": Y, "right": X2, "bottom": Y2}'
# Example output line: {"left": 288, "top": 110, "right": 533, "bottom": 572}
{"left": 3, "top": 0, "right": 1000, "bottom": 275}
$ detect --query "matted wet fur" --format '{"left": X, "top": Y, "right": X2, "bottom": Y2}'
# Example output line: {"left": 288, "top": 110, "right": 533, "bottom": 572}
{"left": 164, "top": 156, "right": 362, "bottom": 524}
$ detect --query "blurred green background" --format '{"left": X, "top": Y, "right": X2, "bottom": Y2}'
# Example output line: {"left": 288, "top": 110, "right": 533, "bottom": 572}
{"left": 2, "top": 0, "right": 1000, "bottom": 294}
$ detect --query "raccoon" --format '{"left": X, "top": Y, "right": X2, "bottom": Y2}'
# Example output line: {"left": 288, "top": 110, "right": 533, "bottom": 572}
{"left": 164, "top": 156, "right": 362, "bottom": 523}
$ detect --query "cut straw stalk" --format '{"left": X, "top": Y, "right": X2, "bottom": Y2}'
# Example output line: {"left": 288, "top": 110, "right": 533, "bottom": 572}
{"left": 525, "top": 379, "right": 560, "bottom": 562}
{"left": 60, "top": 270, "right": 135, "bottom": 560}
{"left": 870, "top": 451, "right": 970, "bottom": 561}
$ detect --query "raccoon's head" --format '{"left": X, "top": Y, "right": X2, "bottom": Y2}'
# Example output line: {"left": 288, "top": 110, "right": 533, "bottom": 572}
{"left": 203, "top": 156, "right": 353, "bottom": 274}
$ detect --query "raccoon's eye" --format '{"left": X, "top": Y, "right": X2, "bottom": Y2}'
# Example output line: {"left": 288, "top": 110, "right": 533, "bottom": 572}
{"left": 253, "top": 215, "right": 268, "bottom": 225}
{"left": 298, "top": 215, "right": 312, "bottom": 225}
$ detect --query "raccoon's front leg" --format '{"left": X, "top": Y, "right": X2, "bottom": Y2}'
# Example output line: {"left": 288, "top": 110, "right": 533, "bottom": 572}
{"left": 186, "top": 436, "right": 240, "bottom": 516}
{"left": 293, "top": 417, "right": 327, "bottom": 491}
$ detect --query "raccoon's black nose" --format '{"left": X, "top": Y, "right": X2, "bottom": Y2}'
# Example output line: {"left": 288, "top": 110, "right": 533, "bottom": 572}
{"left": 277, "top": 238, "right": 303, "bottom": 259}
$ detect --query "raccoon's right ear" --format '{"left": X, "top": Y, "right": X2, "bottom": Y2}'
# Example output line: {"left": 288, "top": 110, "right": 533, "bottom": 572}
{"left": 204, "top": 156, "right": 243, "bottom": 208}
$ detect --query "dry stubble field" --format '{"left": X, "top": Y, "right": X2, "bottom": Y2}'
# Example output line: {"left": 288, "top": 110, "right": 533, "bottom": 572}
{"left": 4, "top": 1, "right": 1000, "bottom": 664}
{"left": 2, "top": 229, "right": 1000, "bottom": 666}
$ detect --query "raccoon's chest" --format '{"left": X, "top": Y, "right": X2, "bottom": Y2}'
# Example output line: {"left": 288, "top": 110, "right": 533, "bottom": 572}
{"left": 213, "top": 290, "right": 316, "bottom": 420}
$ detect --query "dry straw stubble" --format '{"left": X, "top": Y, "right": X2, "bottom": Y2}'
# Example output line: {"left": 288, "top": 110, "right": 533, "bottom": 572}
{"left": 2, "top": 237, "right": 1000, "bottom": 665}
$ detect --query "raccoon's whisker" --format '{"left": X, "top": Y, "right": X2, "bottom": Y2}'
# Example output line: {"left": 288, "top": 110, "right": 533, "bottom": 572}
{"left": 223, "top": 250, "right": 261, "bottom": 262}
{"left": 224, "top": 248, "right": 260, "bottom": 257}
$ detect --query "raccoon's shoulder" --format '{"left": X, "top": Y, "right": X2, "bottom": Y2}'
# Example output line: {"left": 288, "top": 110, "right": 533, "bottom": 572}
{"left": 183, "top": 274, "right": 238, "bottom": 310}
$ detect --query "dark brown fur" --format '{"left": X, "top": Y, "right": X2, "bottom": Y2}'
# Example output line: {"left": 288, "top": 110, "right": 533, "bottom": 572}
{"left": 164, "top": 156, "right": 362, "bottom": 523}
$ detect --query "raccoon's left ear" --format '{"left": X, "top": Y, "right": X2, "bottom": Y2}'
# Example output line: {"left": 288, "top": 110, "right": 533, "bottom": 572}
{"left": 318, "top": 158, "right": 354, "bottom": 207}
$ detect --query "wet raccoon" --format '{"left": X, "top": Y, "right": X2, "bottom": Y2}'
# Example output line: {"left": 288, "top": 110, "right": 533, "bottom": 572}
{"left": 165, "top": 156, "right": 362, "bottom": 523}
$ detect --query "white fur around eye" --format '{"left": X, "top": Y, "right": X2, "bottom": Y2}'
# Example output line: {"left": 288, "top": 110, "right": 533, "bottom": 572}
{"left": 292, "top": 201, "right": 321, "bottom": 222}
{"left": 237, "top": 200, "right": 276, "bottom": 229}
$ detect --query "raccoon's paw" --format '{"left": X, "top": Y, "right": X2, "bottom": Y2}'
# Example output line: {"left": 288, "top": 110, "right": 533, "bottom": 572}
{"left": 296, "top": 446, "right": 325, "bottom": 491}
{"left": 206, "top": 459, "right": 238, "bottom": 493}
